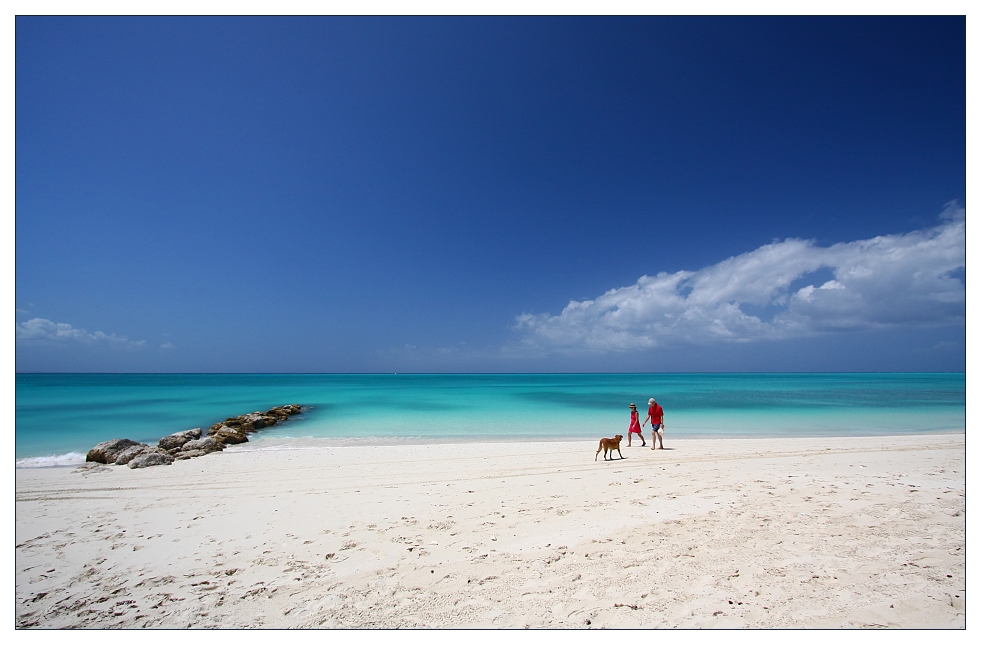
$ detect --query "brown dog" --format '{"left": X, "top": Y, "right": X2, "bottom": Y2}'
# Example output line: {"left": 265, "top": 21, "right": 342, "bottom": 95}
{"left": 595, "top": 435, "right": 624, "bottom": 461}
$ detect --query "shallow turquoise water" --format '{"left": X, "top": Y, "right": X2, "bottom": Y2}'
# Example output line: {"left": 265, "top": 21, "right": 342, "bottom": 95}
{"left": 15, "top": 373, "right": 965, "bottom": 465}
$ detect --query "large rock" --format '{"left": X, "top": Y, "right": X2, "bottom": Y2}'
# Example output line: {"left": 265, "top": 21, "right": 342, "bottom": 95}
{"left": 86, "top": 438, "right": 144, "bottom": 464}
{"left": 208, "top": 422, "right": 238, "bottom": 436}
{"left": 114, "top": 444, "right": 152, "bottom": 465}
{"left": 174, "top": 449, "right": 208, "bottom": 460}
{"left": 264, "top": 405, "right": 302, "bottom": 420}
{"left": 210, "top": 418, "right": 259, "bottom": 435}
{"left": 84, "top": 404, "right": 302, "bottom": 469}
{"left": 226, "top": 417, "right": 257, "bottom": 433}
{"left": 208, "top": 420, "right": 251, "bottom": 434}
{"left": 202, "top": 405, "right": 301, "bottom": 438}
{"left": 210, "top": 426, "right": 249, "bottom": 445}
{"left": 242, "top": 413, "right": 274, "bottom": 429}
{"left": 158, "top": 428, "right": 202, "bottom": 450}
{"left": 128, "top": 451, "right": 174, "bottom": 469}
{"left": 182, "top": 436, "right": 223, "bottom": 453}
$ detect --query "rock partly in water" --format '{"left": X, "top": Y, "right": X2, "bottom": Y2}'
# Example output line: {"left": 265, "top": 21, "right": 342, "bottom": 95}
{"left": 158, "top": 428, "right": 202, "bottom": 451}
{"left": 113, "top": 444, "right": 152, "bottom": 465}
{"left": 210, "top": 426, "right": 249, "bottom": 445}
{"left": 182, "top": 436, "right": 223, "bottom": 453}
{"left": 86, "top": 438, "right": 144, "bottom": 464}
{"left": 207, "top": 405, "right": 302, "bottom": 438}
{"left": 226, "top": 419, "right": 257, "bottom": 434}
{"left": 128, "top": 451, "right": 175, "bottom": 469}
{"left": 209, "top": 418, "right": 255, "bottom": 435}
{"left": 242, "top": 413, "right": 273, "bottom": 429}
{"left": 264, "top": 405, "right": 301, "bottom": 423}
{"left": 86, "top": 404, "right": 302, "bottom": 469}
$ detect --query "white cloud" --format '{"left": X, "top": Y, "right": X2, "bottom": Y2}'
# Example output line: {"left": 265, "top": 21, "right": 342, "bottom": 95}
{"left": 16, "top": 318, "right": 146, "bottom": 349}
{"left": 516, "top": 204, "right": 965, "bottom": 352}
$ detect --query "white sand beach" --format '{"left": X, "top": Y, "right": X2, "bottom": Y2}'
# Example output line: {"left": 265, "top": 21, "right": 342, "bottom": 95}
{"left": 15, "top": 434, "right": 965, "bottom": 628}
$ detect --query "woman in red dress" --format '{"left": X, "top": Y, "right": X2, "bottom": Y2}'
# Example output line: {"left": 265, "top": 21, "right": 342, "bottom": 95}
{"left": 627, "top": 402, "right": 645, "bottom": 447}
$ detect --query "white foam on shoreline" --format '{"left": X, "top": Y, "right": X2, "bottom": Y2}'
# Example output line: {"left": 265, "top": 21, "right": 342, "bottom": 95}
{"left": 16, "top": 452, "right": 87, "bottom": 468}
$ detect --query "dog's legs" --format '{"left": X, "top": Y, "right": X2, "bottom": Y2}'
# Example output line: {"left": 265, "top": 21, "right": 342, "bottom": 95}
{"left": 617, "top": 448, "right": 624, "bottom": 459}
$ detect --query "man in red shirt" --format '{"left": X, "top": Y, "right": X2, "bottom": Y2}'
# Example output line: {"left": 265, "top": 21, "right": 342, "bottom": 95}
{"left": 643, "top": 397, "right": 665, "bottom": 450}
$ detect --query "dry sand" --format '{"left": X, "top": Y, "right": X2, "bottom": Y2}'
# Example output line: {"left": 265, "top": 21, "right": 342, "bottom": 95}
{"left": 16, "top": 434, "right": 965, "bottom": 628}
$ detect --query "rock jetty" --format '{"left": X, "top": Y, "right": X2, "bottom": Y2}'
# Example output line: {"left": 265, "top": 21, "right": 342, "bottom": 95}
{"left": 84, "top": 404, "right": 303, "bottom": 469}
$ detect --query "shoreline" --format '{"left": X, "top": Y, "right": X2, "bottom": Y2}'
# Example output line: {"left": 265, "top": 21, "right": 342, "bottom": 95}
{"left": 16, "top": 373, "right": 966, "bottom": 469}
{"left": 15, "top": 427, "right": 967, "bottom": 468}
{"left": 16, "top": 433, "right": 964, "bottom": 627}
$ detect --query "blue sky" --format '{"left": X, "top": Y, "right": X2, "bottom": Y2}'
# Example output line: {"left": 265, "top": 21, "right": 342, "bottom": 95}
{"left": 15, "top": 16, "right": 965, "bottom": 372}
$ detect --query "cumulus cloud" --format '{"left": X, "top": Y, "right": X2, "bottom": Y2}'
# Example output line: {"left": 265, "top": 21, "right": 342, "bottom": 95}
{"left": 516, "top": 203, "right": 965, "bottom": 352}
{"left": 16, "top": 318, "right": 146, "bottom": 349}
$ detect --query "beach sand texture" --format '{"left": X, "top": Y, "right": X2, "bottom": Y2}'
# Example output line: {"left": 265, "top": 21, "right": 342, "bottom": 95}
{"left": 16, "top": 434, "right": 964, "bottom": 628}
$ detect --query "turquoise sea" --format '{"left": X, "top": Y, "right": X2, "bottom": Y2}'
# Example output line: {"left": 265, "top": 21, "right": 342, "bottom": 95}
{"left": 15, "top": 373, "right": 965, "bottom": 466}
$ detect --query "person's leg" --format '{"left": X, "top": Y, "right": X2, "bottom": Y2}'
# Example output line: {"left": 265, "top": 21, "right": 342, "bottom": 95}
{"left": 640, "top": 429, "right": 646, "bottom": 447}
{"left": 657, "top": 428, "right": 664, "bottom": 449}
{"left": 627, "top": 431, "right": 632, "bottom": 447}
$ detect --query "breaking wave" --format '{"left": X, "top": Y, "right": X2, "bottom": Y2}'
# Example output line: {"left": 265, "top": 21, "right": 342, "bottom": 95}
{"left": 16, "top": 452, "right": 87, "bottom": 468}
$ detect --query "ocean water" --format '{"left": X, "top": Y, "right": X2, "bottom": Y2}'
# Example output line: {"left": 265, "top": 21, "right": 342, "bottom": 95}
{"left": 15, "top": 373, "right": 965, "bottom": 466}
